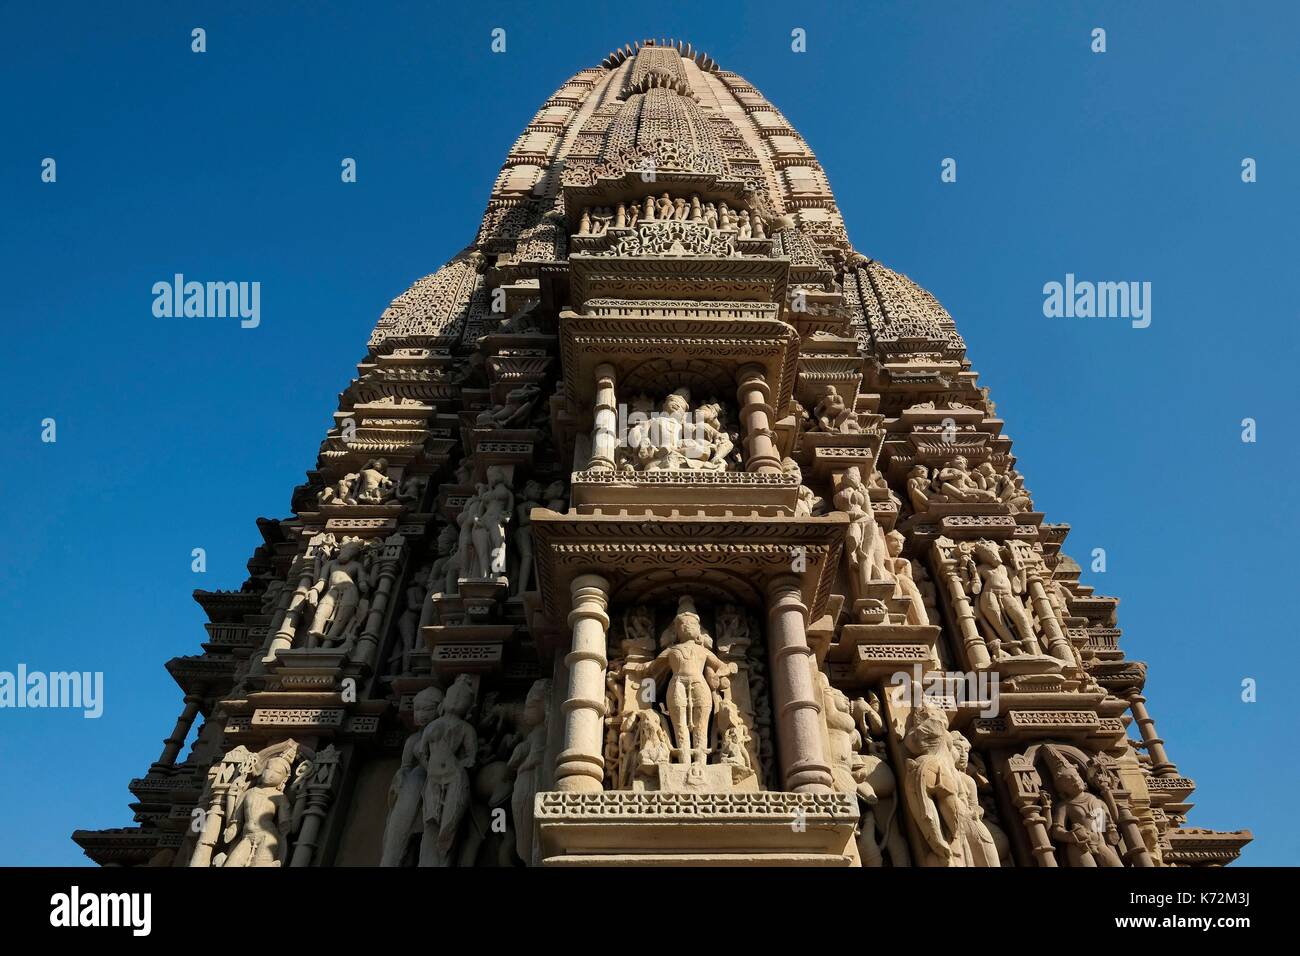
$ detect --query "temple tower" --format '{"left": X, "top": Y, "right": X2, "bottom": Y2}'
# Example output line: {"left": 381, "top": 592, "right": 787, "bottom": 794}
{"left": 74, "top": 40, "right": 1249, "bottom": 868}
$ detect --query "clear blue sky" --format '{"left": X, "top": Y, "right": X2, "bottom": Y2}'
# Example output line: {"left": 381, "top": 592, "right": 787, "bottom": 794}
{"left": 1, "top": 1, "right": 1294, "bottom": 865}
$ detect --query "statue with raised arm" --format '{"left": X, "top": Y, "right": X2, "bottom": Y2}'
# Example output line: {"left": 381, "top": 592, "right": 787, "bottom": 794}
{"left": 304, "top": 538, "right": 369, "bottom": 648}
{"left": 835, "top": 467, "right": 889, "bottom": 589}
{"left": 967, "top": 541, "right": 1042, "bottom": 656}
{"left": 902, "top": 703, "right": 967, "bottom": 867}
{"left": 1044, "top": 746, "right": 1123, "bottom": 867}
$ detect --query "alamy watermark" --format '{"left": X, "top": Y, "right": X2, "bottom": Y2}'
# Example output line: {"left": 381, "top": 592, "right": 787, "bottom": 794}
{"left": 152, "top": 273, "right": 260, "bottom": 328}
{"left": 890, "top": 664, "right": 1000, "bottom": 719}
{"left": 0, "top": 664, "right": 103, "bottom": 718}
{"left": 1042, "top": 273, "right": 1150, "bottom": 328}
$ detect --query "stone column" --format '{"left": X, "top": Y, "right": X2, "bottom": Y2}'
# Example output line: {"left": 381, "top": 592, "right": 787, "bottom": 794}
{"left": 1026, "top": 573, "right": 1075, "bottom": 663}
{"left": 765, "top": 574, "right": 833, "bottom": 793}
{"left": 1125, "top": 691, "right": 1178, "bottom": 777}
{"left": 735, "top": 364, "right": 783, "bottom": 474}
{"left": 353, "top": 534, "right": 406, "bottom": 668}
{"left": 588, "top": 363, "right": 618, "bottom": 471}
{"left": 290, "top": 746, "right": 341, "bottom": 867}
{"left": 555, "top": 574, "right": 611, "bottom": 792}
{"left": 154, "top": 693, "right": 203, "bottom": 769}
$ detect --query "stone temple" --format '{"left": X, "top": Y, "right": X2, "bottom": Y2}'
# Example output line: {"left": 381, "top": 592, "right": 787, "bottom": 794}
{"left": 75, "top": 40, "right": 1250, "bottom": 867}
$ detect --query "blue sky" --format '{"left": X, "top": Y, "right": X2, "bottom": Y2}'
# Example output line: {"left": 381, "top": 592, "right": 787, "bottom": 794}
{"left": 1, "top": 1, "right": 1294, "bottom": 865}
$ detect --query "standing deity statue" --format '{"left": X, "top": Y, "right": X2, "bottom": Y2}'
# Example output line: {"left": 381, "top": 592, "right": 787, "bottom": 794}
{"left": 417, "top": 674, "right": 478, "bottom": 867}
{"left": 390, "top": 570, "right": 426, "bottom": 673}
{"left": 949, "top": 731, "right": 1001, "bottom": 866}
{"left": 512, "top": 480, "right": 542, "bottom": 596}
{"left": 811, "top": 386, "right": 861, "bottom": 434}
{"left": 507, "top": 679, "right": 551, "bottom": 865}
{"left": 901, "top": 703, "right": 968, "bottom": 867}
{"left": 472, "top": 466, "right": 513, "bottom": 579}
{"left": 454, "top": 483, "right": 486, "bottom": 585}
{"left": 820, "top": 674, "right": 862, "bottom": 795}
{"left": 964, "top": 541, "right": 1042, "bottom": 657}
{"left": 417, "top": 525, "right": 459, "bottom": 630}
{"left": 834, "top": 467, "right": 890, "bottom": 591}
{"left": 305, "top": 538, "right": 370, "bottom": 649}
{"left": 381, "top": 686, "right": 444, "bottom": 866}
{"left": 1044, "top": 747, "right": 1124, "bottom": 867}
{"left": 641, "top": 596, "right": 736, "bottom": 765}
{"left": 849, "top": 693, "right": 909, "bottom": 867}
{"left": 885, "top": 531, "right": 930, "bottom": 626}
{"left": 219, "top": 741, "right": 309, "bottom": 868}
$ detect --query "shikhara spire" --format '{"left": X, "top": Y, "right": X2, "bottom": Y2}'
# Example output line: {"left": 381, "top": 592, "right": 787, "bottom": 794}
{"left": 76, "top": 40, "right": 1248, "bottom": 869}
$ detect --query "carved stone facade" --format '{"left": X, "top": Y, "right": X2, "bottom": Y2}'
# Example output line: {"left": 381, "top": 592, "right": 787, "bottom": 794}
{"left": 74, "top": 39, "right": 1249, "bottom": 868}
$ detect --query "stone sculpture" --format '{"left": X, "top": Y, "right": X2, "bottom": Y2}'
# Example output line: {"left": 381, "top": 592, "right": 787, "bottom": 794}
{"left": 381, "top": 686, "right": 444, "bottom": 866}
{"left": 507, "top": 679, "right": 551, "bottom": 864}
{"left": 950, "top": 731, "right": 1001, "bottom": 866}
{"left": 962, "top": 541, "right": 1043, "bottom": 657}
{"left": 305, "top": 538, "right": 370, "bottom": 649}
{"left": 219, "top": 741, "right": 309, "bottom": 868}
{"left": 811, "top": 385, "right": 861, "bottom": 434}
{"left": 1044, "top": 746, "right": 1123, "bottom": 867}
{"left": 640, "top": 596, "right": 736, "bottom": 765}
{"left": 902, "top": 703, "right": 967, "bottom": 867}
{"left": 418, "top": 674, "right": 478, "bottom": 867}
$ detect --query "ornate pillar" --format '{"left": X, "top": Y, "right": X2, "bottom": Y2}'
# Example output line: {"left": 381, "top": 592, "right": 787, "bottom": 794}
{"left": 289, "top": 746, "right": 341, "bottom": 867}
{"left": 154, "top": 693, "right": 203, "bottom": 768}
{"left": 1007, "top": 753, "right": 1057, "bottom": 867}
{"left": 189, "top": 749, "right": 245, "bottom": 868}
{"left": 765, "top": 574, "right": 833, "bottom": 793}
{"left": 555, "top": 573, "right": 611, "bottom": 792}
{"left": 735, "top": 364, "right": 783, "bottom": 475}
{"left": 939, "top": 566, "right": 993, "bottom": 670}
{"left": 263, "top": 554, "right": 318, "bottom": 663}
{"left": 588, "top": 363, "right": 618, "bottom": 471}
{"left": 352, "top": 534, "right": 405, "bottom": 668}
{"left": 1026, "top": 573, "right": 1075, "bottom": 664}
{"left": 1125, "top": 690, "right": 1178, "bottom": 777}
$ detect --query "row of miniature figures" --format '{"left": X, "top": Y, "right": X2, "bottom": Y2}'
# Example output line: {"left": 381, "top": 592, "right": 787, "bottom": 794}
{"left": 576, "top": 192, "right": 768, "bottom": 237}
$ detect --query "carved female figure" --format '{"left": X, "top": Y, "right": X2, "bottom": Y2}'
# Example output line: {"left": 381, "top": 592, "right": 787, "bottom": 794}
{"left": 381, "top": 686, "right": 444, "bottom": 866}
{"left": 902, "top": 704, "right": 967, "bottom": 867}
{"left": 949, "top": 731, "right": 1001, "bottom": 866}
{"left": 221, "top": 743, "right": 306, "bottom": 868}
{"left": 473, "top": 466, "right": 514, "bottom": 578}
{"left": 512, "top": 480, "right": 542, "bottom": 596}
{"left": 507, "top": 679, "right": 550, "bottom": 864}
{"left": 1044, "top": 748, "right": 1123, "bottom": 867}
{"left": 305, "top": 538, "right": 368, "bottom": 648}
{"left": 418, "top": 675, "right": 478, "bottom": 867}
{"left": 968, "top": 542, "right": 1041, "bottom": 656}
